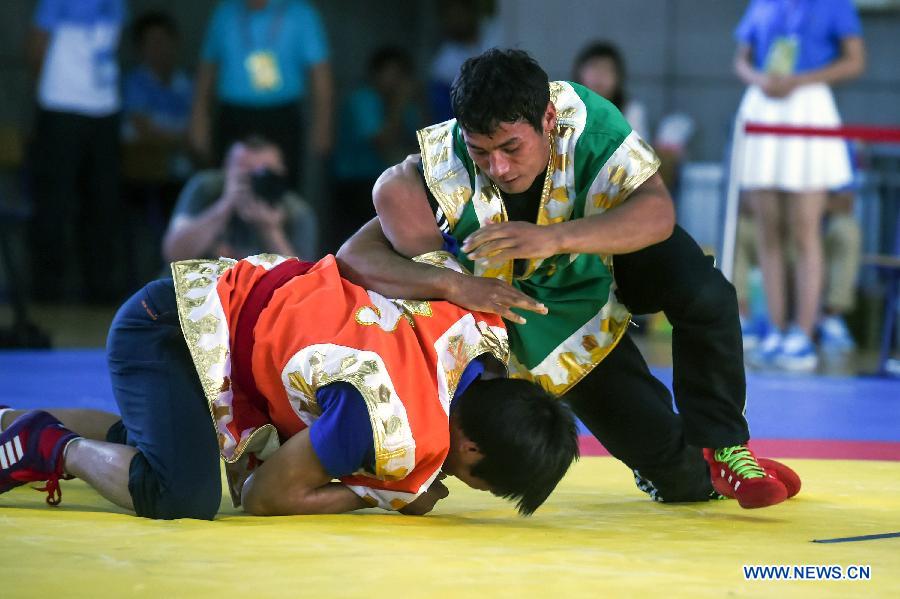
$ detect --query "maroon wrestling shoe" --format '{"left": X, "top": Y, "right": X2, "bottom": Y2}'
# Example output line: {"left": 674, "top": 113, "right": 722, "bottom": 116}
{"left": 0, "top": 410, "right": 78, "bottom": 506}
{"left": 703, "top": 446, "right": 788, "bottom": 509}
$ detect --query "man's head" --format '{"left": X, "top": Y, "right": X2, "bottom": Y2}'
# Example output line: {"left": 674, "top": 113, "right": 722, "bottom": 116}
{"left": 368, "top": 46, "right": 414, "bottom": 97}
{"left": 225, "top": 136, "right": 289, "bottom": 202}
{"left": 439, "top": 0, "right": 480, "bottom": 43}
{"left": 132, "top": 12, "right": 179, "bottom": 78}
{"left": 573, "top": 41, "right": 626, "bottom": 109}
{"left": 451, "top": 49, "right": 555, "bottom": 194}
{"left": 226, "top": 136, "right": 286, "bottom": 178}
{"left": 443, "top": 377, "right": 579, "bottom": 515}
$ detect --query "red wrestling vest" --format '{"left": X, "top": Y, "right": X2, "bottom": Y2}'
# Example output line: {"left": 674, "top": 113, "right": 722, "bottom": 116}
{"left": 171, "top": 254, "right": 508, "bottom": 510}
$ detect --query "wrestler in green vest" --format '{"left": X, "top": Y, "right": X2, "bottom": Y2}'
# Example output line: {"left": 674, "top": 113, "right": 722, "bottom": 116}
{"left": 415, "top": 80, "right": 659, "bottom": 396}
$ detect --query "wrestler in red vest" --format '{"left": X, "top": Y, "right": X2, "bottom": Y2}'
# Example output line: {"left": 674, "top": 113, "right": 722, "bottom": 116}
{"left": 172, "top": 253, "right": 549, "bottom": 511}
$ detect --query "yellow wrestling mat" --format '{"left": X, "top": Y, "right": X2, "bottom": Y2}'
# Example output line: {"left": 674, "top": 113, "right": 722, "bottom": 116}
{"left": 2, "top": 457, "right": 898, "bottom": 598}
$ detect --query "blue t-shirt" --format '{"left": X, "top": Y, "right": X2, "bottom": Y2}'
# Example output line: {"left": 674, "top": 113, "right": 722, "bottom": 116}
{"left": 34, "top": 0, "right": 126, "bottom": 115}
{"left": 200, "top": 0, "right": 329, "bottom": 107}
{"left": 735, "top": 0, "right": 862, "bottom": 73}
{"left": 334, "top": 86, "right": 420, "bottom": 181}
{"left": 122, "top": 65, "right": 193, "bottom": 136}
{"left": 309, "top": 357, "right": 486, "bottom": 478}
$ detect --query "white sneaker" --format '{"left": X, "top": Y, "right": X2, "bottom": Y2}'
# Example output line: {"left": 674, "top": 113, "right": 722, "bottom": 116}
{"left": 774, "top": 326, "right": 818, "bottom": 372}
{"left": 818, "top": 315, "right": 856, "bottom": 354}
{"left": 749, "top": 329, "right": 783, "bottom": 368}
{"left": 741, "top": 316, "right": 768, "bottom": 352}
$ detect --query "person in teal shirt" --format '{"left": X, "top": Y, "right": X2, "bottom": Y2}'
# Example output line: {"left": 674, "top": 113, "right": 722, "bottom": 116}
{"left": 189, "top": 0, "right": 334, "bottom": 186}
{"left": 332, "top": 46, "right": 421, "bottom": 251}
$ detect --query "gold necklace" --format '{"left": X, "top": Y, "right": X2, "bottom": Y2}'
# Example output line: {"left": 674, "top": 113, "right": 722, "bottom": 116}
{"left": 490, "top": 130, "right": 556, "bottom": 224}
{"left": 485, "top": 131, "right": 556, "bottom": 280}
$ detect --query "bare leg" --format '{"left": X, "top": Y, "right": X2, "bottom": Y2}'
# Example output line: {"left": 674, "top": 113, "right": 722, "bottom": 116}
{"left": 788, "top": 190, "right": 827, "bottom": 335}
{"left": 1, "top": 408, "right": 135, "bottom": 512}
{"left": 749, "top": 189, "right": 787, "bottom": 329}
{"left": 0, "top": 408, "right": 119, "bottom": 440}
{"left": 62, "top": 439, "right": 137, "bottom": 512}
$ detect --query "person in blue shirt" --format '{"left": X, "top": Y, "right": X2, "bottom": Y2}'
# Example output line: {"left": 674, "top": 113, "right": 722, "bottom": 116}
{"left": 189, "top": 0, "right": 334, "bottom": 188}
{"left": 332, "top": 46, "right": 422, "bottom": 251}
{"left": 733, "top": 0, "right": 865, "bottom": 372}
{"left": 27, "top": 0, "right": 128, "bottom": 304}
{"left": 121, "top": 11, "right": 193, "bottom": 181}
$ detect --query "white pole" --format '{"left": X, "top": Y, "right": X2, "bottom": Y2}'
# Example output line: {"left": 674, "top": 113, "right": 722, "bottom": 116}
{"left": 721, "top": 118, "right": 746, "bottom": 282}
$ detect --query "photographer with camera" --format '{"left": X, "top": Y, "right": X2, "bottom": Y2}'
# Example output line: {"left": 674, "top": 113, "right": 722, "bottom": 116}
{"left": 162, "top": 136, "right": 318, "bottom": 262}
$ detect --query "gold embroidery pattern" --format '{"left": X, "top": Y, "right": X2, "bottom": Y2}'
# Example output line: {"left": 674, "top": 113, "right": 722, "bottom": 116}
{"left": 584, "top": 130, "right": 660, "bottom": 224}
{"left": 171, "top": 258, "right": 234, "bottom": 412}
{"left": 344, "top": 468, "right": 443, "bottom": 512}
{"left": 433, "top": 315, "right": 510, "bottom": 410}
{"left": 355, "top": 291, "right": 434, "bottom": 332}
{"left": 281, "top": 345, "right": 416, "bottom": 482}
{"left": 417, "top": 122, "right": 472, "bottom": 229}
{"left": 507, "top": 288, "right": 630, "bottom": 397}
{"left": 412, "top": 250, "right": 472, "bottom": 275}
{"left": 172, "top": 255, "right": 292, "bottom": 470}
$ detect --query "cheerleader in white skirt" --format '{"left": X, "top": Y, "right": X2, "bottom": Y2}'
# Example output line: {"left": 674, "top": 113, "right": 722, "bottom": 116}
{"left": 734, "top": 0, "right": 865, "bottom": 372}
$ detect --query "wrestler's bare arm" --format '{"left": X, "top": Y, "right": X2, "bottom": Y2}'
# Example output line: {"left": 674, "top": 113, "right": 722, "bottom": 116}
{"left": 336, "top": 156, "right": 546, "bottom": 323}
{"left": 241, "top": 428, "right": 367, "bottom": 516}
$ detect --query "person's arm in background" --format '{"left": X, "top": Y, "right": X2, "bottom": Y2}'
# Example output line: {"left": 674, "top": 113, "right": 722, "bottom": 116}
{"left": 236, "top": 198, "right": 296, "bottom": 256}
{"left": 286, "top": 195, "right": 319, "bottom": 260}
{"left": 302, "top": 5, "right": 333, "bottom": 157}
{"left": 793, "top": 37, "right": 865, "bottom": 87}
{"left": 25, "top": 28, "right": 49, "bottom": 81}
{"left": 26, "top": 0, "right": 57, "bottom": 83}
{"left": 189, "top": 62, "right": 217, "bottom": 164}
{"left": 735, "top": 29, "right": 864, "bottom": 99}
{"left": 336, "top": 157, "right": 546, "bottom": 323}
{"left": 162, "top": 173, "right": 234, "bottom": 261}
{"left": 309, "top": 61, "right": 334, "bottom": 157}
{"left": 189, "top": 3, "right": 225, "bottom": 165}
{"left": 123, "top": 74, "right": 186, "bottom": 146}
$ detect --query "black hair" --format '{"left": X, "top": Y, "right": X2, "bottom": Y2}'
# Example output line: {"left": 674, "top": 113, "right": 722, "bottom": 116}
{"left": 572, "top": 41, "right": 627, "bottom": 110}
{"left": 368, "top": 45, "right": 413, "bottom": 76}
{"left": 451, "top": 48, "right": 550, "bottom": 135}
{"left": 455, "top": 377, "right": 579, "bottom": 515}
{"left": 131, "top": 11, "right": 179, "bottom": 46}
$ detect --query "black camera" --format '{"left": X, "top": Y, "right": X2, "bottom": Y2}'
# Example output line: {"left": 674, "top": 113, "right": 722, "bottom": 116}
{"left": 250, "top": 168, "right": 289, "bottom": 204}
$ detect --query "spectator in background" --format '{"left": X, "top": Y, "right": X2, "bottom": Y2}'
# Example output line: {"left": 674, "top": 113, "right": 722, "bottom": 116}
{"left": 735, "top": 189, "right": 862, "bottom": 355}
{"left": 26, "top": 0, "right": 127, "bottom": 304}
{"left": 428, "top": 0, "right": 499, "bottom": 122}
{"left": 572, "top": 41, "right": 649, "bottom": 139}
{"left": 734, "top": 0, "right": 865, "bottom": 372}
{"left": 162, "top": 136, "right": 318, "bottom": 263}
{"left": 189, "top": 0, "right": 333, "bottom": 188}
{"left": 332, "top": 46, "right": 421, "bottom": 250}
{"left": 819, "top": 189, "right": 861, "bottom": 352}
{"left": 121, "top": 10, "right": 193, "bottom": 182}
{"left": 573, "top": 41, "right": 694, "bottom": 191}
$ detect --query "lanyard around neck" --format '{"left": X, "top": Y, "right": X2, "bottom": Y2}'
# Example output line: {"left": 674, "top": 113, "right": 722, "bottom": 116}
{"left": 240, "top": 1, "right": 287, "bottom": 50}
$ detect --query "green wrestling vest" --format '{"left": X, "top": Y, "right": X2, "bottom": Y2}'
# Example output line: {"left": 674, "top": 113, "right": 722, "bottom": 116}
{"left": 414, "top": 81, "right": 660, "bottom": 396}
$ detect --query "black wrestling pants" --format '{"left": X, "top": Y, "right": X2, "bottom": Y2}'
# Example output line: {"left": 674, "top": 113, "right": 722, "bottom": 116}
{"left": 564, "top": 225, "right": 749, "bottom": 502}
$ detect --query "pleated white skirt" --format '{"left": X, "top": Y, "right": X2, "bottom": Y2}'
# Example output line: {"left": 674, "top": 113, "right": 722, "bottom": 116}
{"left": 736, "top": 83, "right": 852, "bottom": 192}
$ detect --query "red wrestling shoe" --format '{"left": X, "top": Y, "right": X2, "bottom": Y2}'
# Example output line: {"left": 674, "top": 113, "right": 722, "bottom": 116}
{"left": 703, "top": 446, "right": 788, "bottom": 509}
{"left": 757, "top": 458, "right": 801, "bottom": 499}
{"left": 0, "top": 410, "right": 77, "bottom": 506}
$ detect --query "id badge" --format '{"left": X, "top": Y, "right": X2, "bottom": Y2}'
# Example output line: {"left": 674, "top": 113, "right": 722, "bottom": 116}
{"left": 764, "top": 36, "right": 798, "bottom": 76}
{"left": 245, "top": 50, "right": 282, "bottom": 92}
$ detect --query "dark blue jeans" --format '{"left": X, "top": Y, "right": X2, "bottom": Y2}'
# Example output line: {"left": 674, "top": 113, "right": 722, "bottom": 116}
{"left": 106, "top": 279, "right": 221, "bottom": 519}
